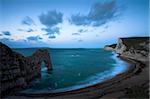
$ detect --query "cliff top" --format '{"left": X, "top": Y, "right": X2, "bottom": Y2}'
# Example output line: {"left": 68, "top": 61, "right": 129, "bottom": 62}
{"left": 105, "top": 44, "right": 117, "bottom": 48}
{"left": 119, "top": 37, "right": 149, "bottom": 48}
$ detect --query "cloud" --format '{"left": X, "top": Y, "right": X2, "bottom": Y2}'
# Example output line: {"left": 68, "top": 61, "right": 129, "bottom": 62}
{"left": 39, "top": 10, "right": 63, "bottom": 39}
{"left": 27, "top": 36, "right": 42, "bottom": 41}
{"left": 48, "top": 35, "right": 56, "bottom": 39}
{"left": 2, "top": 31, "right": 11, "bottom": 36}
{"left": 78, "top": 29, "right": 88, "bottom": 33}
{"left": 0, "top": 38, "right": 27, "bottom": 47}
{"left": 42, "top": 27, "right": 59, "bottom": 35}
{"left": 18, "top": 28, "right": 34, "bottom": 32}
{"left": 39, "top": 10, "right": 63, "bottom": 27}
{"left": 104, "top": 25, "right": 109, "bottom": 29}
{"left": 21, "top": 16, "right": 35, "bottom": 26}
{"left": 42, "top": 27, "right": 59, "bottom": 39}
{"left": 69, "top": 14, "right": 89, "bottom": 26}
{"left": 27, "top": 29, "right": 34, "bottom": 32}
{"left": 69, "top": 0, "right": 120, "bottom": 27}
{"left": 0, "top": 38, "right": 47, "bottom": 48}
{"left": 18, "top": 29, "right": 24, "bottom": 31}
{"left": 72, "top": 33, "right": 80, "bottom": 35}
{"left": 78, "top": 39, "right": 83, "bottom": 42}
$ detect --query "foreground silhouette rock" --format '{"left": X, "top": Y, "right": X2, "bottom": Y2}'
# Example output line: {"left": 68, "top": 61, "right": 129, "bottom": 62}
{"left": 0, "top": 42, "right": 52, "bottom": 97}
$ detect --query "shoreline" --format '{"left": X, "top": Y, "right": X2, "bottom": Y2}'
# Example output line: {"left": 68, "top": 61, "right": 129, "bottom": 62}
{"left": 18, "top": 52, "right": 128, "bottom": 94}
{"left": 8, "top": 54, "right": 149, "bottom": 98}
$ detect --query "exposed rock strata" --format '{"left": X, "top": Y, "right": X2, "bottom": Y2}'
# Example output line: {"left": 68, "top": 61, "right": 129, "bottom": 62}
{"left": 105, "top": 37, "right": 149, "bottom": 62}
{"left": 115, "top": 37, "right": 149, "bottom": 62}
{"left": 0, "top": 42, "right": 52, "bottom": 97}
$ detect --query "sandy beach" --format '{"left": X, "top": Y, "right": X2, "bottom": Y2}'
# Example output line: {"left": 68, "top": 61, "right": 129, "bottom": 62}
{"left": 6, "top": 55, "right": 149, "bottom": 99}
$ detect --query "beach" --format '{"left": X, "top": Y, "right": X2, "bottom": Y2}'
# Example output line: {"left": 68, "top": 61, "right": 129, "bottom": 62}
{"left": 6, "top": 55, "right": 149, "bottom": 99}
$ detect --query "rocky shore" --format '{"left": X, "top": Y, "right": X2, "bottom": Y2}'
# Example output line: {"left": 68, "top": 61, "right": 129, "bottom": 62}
{"left": 0, "top": 42, "right": 52, "bottom": 98}
{"left": 6, "top": 58, "right": 149, "bottom": 99}
{"left": 2, "top": 37, "right": 150, "bottom": 99}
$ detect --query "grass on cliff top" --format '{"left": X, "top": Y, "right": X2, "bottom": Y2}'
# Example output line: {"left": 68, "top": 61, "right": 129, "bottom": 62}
{"left": 120, "top": 37, "right": 149, "bottom": 48}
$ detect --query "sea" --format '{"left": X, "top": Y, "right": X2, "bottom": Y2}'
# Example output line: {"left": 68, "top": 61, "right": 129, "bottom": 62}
{"left": 13, "top": 48, "right": 128, "bottom": 93}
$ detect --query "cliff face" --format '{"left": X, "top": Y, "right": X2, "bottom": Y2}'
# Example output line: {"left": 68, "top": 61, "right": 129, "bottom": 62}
{"left": 0, "top": 42, "right": 52, "bottom": 97}
{"left": 115, "top": 37, "right": 149, "bottom": 62}
{"left": 104, "top": 37, "right": 149, "bottom": 62}
{"left": 104, "top": 44, "right": 117, "bottom": 51}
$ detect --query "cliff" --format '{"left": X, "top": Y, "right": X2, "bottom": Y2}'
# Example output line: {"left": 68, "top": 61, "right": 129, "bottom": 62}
{"left": 105, "top": 37, "right": 149, "bottom": 62}
{"left": 104, "top": 44, "right": 117, "bottom": 51}
{"left": 115, "top": 37, "right": 149, "bottom": 62}
{"left": 0, "top": 42, "right": 52, "bottom": 97}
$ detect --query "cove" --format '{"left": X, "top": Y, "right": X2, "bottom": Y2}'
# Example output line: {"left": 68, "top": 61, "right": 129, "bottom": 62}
{"left": 13, "top": 48, "right": 128, "bottom": 93}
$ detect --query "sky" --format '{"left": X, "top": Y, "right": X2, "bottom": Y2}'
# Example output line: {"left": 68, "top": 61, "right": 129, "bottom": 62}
{"left": 0, "top": 0, "right": 149, "bottom": 48}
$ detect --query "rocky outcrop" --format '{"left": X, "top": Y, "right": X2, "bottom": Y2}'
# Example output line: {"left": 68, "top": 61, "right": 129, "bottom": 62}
{"left": 0, "top": 42, "right": 52, "bottom": 97}
{"left": 115, "top": 37, "right": 149, "bottom": 62}
{"left": 106, "top": 37, "right": 149, "bottom": 62}
{"left": 104, "top": 44, "right": 117, "bottom": 51}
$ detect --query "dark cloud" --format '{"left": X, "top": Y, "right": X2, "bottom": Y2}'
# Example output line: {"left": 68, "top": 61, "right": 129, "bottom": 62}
{"left": 2, "top": 31, "right": 11, "bottom": 36}
{"left": 78, "top": 29, "right": 88, "bottom": 33}
{"left": 27, "top": 29, "right": 34, "bottom": 32}
{"left": 72, "top": 33, "right": 80, "bottom": 35}
{"left": 42, "top": 27, "right": 59, "bottom": 39}
{"left": 27, "top": 36, "right": 42, "bottom": 41}
{"left": 39, "top": 10, "right": 63, "bottom": 27}
{"left": 39, "top": 10, "right": 63, "bottom": 39}
{"left": 69, "top": 0, "right": 120, "bottom": 27}
{"left": 42, "top": 27, "right": 59, "bottom": 35}
{"left": 21, "top": 16, "right": 35, "bottom": 26}
{"left": 39, "top": 37, "right": 43, "bottom": 39}
{"left": 48, "top": 35, "right": 56, "bottom": 39}
{"left": 69, "top": 14, "right": 90, "bottom": 26}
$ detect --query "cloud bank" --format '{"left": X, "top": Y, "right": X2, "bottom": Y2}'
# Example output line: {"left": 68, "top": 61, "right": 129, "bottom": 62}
{"left": 27, "top": 36, "right": 42, "bottom": 41}
{"left": 69, "top": 0, "right": 120, "bottom": 27}
{"left": 39, "top": 11, "right": 63, "bottom": 27}
{"left": 39, "top": 11, "right": 63, "bottom": 39}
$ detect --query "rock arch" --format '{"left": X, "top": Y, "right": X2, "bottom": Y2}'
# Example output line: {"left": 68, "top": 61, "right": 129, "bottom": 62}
{"left": 30, "top": 49, "right": 52, "bottom": 71}
{"left": 0, "top": 42, "right": 53, "bottom": 97}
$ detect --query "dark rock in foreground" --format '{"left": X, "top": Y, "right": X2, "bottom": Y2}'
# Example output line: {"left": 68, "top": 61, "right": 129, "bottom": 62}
{"left": 0, "top": 42, "right": 52, "bottom": 97}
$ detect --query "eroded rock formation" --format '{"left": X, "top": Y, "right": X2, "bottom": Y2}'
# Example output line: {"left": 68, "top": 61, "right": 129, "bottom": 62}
{"left": 115, "top": 37, "right": 149, "bottom": 61}
{"left": 104, "top": 44, "right": 117, "bottom": 51}
{"left": 0, "top": 42, "right": 52, "bottom": 97}
{"left": 105, "top": 37, "right": 149, "bottom": 62}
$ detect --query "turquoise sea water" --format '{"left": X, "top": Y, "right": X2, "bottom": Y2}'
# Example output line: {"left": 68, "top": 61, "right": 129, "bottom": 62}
{"left": 13, "top": 48, "right": 128, "bottom": 93}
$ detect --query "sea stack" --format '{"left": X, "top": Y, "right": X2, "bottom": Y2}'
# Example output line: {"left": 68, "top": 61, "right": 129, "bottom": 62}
{"left": 0, "top": 42, "right": 52, "bottom": 97}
